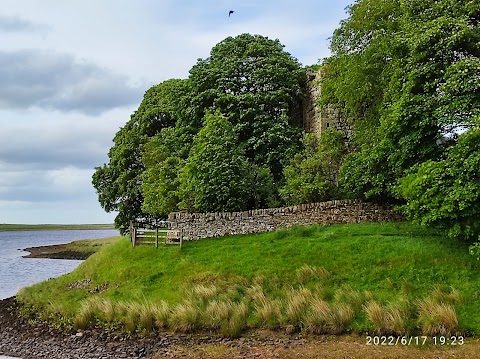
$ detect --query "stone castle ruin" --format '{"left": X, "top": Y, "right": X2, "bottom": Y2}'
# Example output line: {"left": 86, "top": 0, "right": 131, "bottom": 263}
{"left": 302, "top": 68, "right": 352, "bottom": 141}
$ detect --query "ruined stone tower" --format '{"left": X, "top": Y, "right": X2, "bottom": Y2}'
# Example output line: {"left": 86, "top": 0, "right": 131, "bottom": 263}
{"left": 302, "top": 68, "right": 352, "bottom": 140}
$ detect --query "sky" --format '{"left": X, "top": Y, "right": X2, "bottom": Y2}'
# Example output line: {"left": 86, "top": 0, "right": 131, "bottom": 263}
{"left": 0, "top": 0, "right": 353, "bottom": 224}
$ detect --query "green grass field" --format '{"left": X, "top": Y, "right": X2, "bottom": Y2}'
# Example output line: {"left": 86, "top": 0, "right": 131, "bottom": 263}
{"left": 18, "top": 222, "right": 480, "bottom": 337}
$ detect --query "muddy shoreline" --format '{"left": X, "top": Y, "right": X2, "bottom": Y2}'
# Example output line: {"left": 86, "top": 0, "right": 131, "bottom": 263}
{"left": 2, "top": 296, "right": 480, "bottom": 358}
{"left": 0, "top": 296, "right": 310, "bottom": 359}
{"left": 21, "top": 243, "right": 93, "bottom": 260}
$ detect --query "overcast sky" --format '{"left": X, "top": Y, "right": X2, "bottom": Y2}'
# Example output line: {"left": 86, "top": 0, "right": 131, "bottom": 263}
{"left": 0, "top": 0, "right": 352, "bottom": 224}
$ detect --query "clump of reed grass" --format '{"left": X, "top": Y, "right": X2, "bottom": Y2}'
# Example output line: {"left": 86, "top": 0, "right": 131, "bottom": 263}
{"left": 120, "top": 301, "right": 141, "bottom": 333}
{"left": 246, "top": 284, "right": 266, "bottom": 303}
{"left": 169, "top": 300, "right": 201, "bottom": 333}
{"left": 204, "top": 299, "right": 234, "bottom": 330}
{"left": 364, "top": 300, "right": 411, "bottom": 336}
{"left": 283, "top": 287, "right": 312, "bottom": 325}
{"left": 191, "top": 284, "right": 220, "bottom": 301}
{"left": 364, "top": 291, "right": 375, "bottom": 302}
{"left": 136, "top": 301, "right": 161, "bottom": 332}
{"left": 304, "top": 299, "right": 354, "bottom": 334}
{"left": 73, "top": 299, "right": 97, "bottom": 330}
{"left": 93, "top": 298, "right": 117, "bottom": 322}
{"left": 416, "top": 297, "right": 459, "bottom": 336}
{"left": 153, "top": 300, "right": 171, "bottom": 329}
{"left": 221, "top": 301, "right": 249, "bottom": 338}
{"left": 247, "top": 284, "right": 283, "bottom": 328}
{"left": 430, "top": 286, "right": 462, "bottom": 305}
{"left": 255, "top": 298, "right": 283, "bottom": 328}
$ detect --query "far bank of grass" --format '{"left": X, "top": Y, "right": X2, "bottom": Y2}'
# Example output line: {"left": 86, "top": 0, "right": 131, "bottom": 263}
{"left": 18, "top": 222, "right": 480, "bottom": 338}
{"left": 0, "top": 223, "right": 115, "bottom": 231}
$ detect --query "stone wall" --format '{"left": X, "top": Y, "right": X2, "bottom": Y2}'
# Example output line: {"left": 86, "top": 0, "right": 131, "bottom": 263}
{"left": 168, "top": 200, "right": 403, "bottom": 241}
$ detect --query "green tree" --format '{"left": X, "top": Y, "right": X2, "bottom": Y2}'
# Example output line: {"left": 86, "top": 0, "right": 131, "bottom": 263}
{"left": 140, "top": 34, "right": 309, "bottom": 215}
{"left": 280, "top": 130, "right": 347, "bottom": 205}
{"left": 92, "top": 79, "right": 192, "bottom": 233}
{"left": 321, "top": 0, "right": 402, "bottom": 138}
{"left": 395, "top": 128, "right": 480, "bottom": 241}
{"left": 140, "top": 129, "right": 185, "bottom": 218}
{"left": 178, "top": 111, "right": 251, "bottom": 212}
{"left": 323, "top": 0, "right": 480, "bottom": 201}
{"left": 189, "top": 33, "right": 306, "bottom": 180}
{"left": 249, "top": 165, "right": 281, "bottom": 209}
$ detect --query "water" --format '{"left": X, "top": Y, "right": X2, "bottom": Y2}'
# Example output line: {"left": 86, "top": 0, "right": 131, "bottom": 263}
{"left": 0, "top": 229, "right": 118, "bottom": 300}
{"left": 0, "top": 229, "right": 119, "bottom": 359}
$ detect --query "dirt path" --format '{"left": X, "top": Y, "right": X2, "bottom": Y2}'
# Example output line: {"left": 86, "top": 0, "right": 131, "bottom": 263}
{"left": 162, "top": 335, "right": 480, "bottom": 358}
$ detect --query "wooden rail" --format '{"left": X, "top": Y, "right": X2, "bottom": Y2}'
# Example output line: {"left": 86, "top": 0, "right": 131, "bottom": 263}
{"left": 130, "top": 222, "right": 183, "bottom": 248}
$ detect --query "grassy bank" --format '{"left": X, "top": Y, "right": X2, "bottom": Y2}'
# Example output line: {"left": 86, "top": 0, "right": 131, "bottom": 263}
{"left": 18, "top": 222, "right": 480, "bottom": 337}
{"left": 23, "top": 236, "right": 122, "bottom": 259}
{"left": 0, "top": 223, "right": 115, "bottom": 231}
{"left": 60, "top": 236, "right": 121, "bottom": 253}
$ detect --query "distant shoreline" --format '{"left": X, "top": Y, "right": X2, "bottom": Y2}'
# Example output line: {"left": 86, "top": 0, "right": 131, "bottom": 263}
{"left": 0, "top": 223, "right": 115, "bottom": 231}
{"left": 21, "top": 235, "right": 121, "bottom": 260}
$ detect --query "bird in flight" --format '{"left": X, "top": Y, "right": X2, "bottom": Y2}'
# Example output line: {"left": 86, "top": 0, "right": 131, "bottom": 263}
{"left": 229, "top": 10, "right": 234, "bottom": 17}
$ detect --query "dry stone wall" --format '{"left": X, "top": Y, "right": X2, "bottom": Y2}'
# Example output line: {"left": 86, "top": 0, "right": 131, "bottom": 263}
{"left": 168, "top": 200, "right": 403, "bottom": 241}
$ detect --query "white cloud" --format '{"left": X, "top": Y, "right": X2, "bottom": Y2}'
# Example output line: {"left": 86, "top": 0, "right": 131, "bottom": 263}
{"left": 45, "top": 166, "right": 93, "bottom": 193}
{"left": 0, "top": 50, "right": 145, "bottom": 114}
{"left": 0, "top": 15, "right": 50, "bottom": 34}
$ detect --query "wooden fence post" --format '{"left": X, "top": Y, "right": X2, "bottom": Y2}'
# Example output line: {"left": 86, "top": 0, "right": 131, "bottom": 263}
{"left": 129, "top": 221, "right": 133, "bottom": 243}
{"left": 155, "top": 228, "right": 159, "bottom": 249}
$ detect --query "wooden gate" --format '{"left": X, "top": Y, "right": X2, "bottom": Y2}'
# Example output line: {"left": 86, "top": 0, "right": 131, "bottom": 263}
{"left": 130, "top": 222, "right": 183, "bottom": 248}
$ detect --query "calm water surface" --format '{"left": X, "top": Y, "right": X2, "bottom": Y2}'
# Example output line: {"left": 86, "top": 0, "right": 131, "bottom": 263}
{"left": 0, "top": 229, "right": 118, "bottom": 300}
{"left": 0, "top": 229, "right": 119, "bottom": 359}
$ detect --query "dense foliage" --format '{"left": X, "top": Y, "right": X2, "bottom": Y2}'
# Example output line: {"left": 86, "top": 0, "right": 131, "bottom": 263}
{"left": 94, "top": 34, "right": 306, "bottom": 226}
{"left": 188, "top": 33, "right": 306, "bottom": 179}
{"left": 322, "top": 0, "right": 480, "bottom": 244}
{"left": 323, "top": 0, "right": 480, "bottom": 200}
{"left": 280, "top": 130, "right": 347, "bottom": 204}
{"left": 177, "top": 112, "right": 251, "bottom": 212}
{"left": 92, "top": 79, "right": 193, "bottom": 233}
{"left": 395, "top": 129, "right": 480, "bottom": 241}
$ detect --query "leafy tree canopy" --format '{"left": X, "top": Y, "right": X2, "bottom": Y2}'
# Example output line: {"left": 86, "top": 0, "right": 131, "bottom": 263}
{"left": 178, "top": 111, "right": 252, "bottom": 212}
{"left": 280, "top": 130, "right": 347, "bottom": 205}
{"left": 95, "top": 34, "right": 308, "bottom": 226}
{"left": 189, "top": 33, "right": 306, "bottom": 178}
{"left": 323, "top": 0, "right": 480, "bottom": 201}
{"left": 92, "top": 79, "right": 193, "bottom": 233}
{"left": 395, "top": 128, "right": 480, "bottom": 241}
